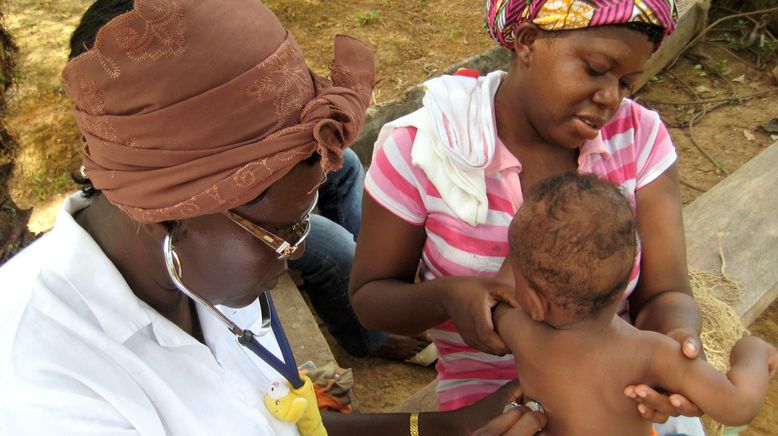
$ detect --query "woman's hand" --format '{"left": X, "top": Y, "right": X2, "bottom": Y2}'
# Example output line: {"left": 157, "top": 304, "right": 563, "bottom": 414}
{"left": 624, "top": 327, "right": 704, "bottom": 422}
{"left": 440, "top": 276, "right": 519, "bottom": 355}
{"left": 472, "top": 406, "right": 547, "bottom": 436}
{"left": 450, "top": 380, "right": 546, "bottom": 436}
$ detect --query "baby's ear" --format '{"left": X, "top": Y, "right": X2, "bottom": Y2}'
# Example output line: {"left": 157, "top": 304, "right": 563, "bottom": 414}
{"left": 523, "top": 286, "right": 549, "bottom": 322}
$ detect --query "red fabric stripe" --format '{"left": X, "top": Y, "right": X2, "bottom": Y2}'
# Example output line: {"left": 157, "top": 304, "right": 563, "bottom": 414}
{"left": 426, "top": 218, "right": 509, "bottom": 257}
{"left": 372, "top": 153, "right": 424, "bottom": 210}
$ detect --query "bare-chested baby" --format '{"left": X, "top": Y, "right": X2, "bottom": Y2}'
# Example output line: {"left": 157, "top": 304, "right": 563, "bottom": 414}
{"left": 493, "top": 172, "right": 778, "bottom": 436}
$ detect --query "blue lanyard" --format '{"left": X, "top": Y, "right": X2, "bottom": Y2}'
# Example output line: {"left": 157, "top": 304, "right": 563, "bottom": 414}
{"left": 238, "top": 292, "right": 303, "bottom": 389}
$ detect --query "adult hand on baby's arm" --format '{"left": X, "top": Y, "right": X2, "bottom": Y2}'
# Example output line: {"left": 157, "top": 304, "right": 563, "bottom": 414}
{"left": 624, "top": 327, "right": 704, "bottom": 422}
{"left": 441, "top": 276, "right": 519, "bottom": 355}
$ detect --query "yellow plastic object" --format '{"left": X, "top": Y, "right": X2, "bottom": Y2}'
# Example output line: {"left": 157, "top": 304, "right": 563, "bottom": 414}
{"left": 264, "top": 375, "right": 328, "bottom": 436}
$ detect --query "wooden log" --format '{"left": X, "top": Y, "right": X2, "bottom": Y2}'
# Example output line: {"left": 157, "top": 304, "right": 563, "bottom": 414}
{"left": 684, "top": 141, "right": 778, "bottom": 327}
{"left": 636, "top": 0, "right": 710, "bottom": 87}
{"left": 273, "top": 274, "right": 338, "bottom": 367}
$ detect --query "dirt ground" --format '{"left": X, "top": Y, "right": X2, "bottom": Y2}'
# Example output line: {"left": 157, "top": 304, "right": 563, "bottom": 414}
{"left": 3, "top": 1, "right": 777, "bottom": 434}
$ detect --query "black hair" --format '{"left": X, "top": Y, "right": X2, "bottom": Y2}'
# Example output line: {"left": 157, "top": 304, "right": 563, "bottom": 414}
{"left": 618, "top": 22, "right": 665, "bottom": 48}
{"left": 69, "top": 0, "right": 134, "bottom": 60}
{"left": 508, "top": 172, "right": 637, "bottom": 318}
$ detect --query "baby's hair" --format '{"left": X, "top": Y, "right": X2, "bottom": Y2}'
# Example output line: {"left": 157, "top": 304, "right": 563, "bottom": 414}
{"left": 509, "top": 172, "right": 637, "bottom": 317}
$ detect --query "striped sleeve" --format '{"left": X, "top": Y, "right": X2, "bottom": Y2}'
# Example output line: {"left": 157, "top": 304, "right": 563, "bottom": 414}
{"left": 364, "top": 126, "right": 428, "bottom": 225}
{"left": 632, "top": 103, "right": 677, "bottom": 190}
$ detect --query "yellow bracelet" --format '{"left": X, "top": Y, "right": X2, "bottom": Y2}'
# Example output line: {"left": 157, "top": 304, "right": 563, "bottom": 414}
{"left": 409, "top": 412, "right": 420, "bottom": 436}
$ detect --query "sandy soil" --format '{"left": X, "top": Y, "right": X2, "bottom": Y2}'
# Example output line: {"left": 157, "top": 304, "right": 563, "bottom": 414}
{"left": 3, "top": 1, "right": 777, "bottom": 434}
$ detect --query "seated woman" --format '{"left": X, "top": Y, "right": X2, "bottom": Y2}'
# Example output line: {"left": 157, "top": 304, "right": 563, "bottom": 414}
{"left": 0, "top": 1, "right": 544, "bottom": 435}
{"left": 350, "top": 1, "right": 705, "bottom": 434}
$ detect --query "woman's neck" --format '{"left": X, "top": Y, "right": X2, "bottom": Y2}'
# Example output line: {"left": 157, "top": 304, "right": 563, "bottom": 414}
{"left": 494, "top": 79, "right": 579, "bottom": 193}
{"left": 75, "top": 195, "right": 201, "bottom": 339}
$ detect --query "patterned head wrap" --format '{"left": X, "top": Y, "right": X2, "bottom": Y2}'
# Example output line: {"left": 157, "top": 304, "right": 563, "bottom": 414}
{"left": 485, "top": 0, "right": 677, "bottom": 49}
{"left": 62, "top": 0, "right": 374, "bottom": 223}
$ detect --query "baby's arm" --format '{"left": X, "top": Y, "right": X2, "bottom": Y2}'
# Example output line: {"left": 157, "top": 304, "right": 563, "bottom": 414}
{"left": 647, "top": 334, "right": 778, "bottom": 426}
{"left": 493, "top": 303, "right": 533, "bottom": 355}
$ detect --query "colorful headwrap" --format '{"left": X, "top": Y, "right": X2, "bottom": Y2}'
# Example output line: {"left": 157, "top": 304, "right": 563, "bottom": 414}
{"left": 485, "top": 0, "right": 677, "bottom": 49}
{"left": 62, "top": 0, "right": 374, "bottom": 223}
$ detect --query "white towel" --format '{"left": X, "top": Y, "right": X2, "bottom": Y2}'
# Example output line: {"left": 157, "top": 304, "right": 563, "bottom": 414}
{"left": 373, "top": 71, "right": 505, "bottom": 226}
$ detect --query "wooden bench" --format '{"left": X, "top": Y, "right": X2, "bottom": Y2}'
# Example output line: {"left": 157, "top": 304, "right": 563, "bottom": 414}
{"left": 273, "top": 274, "right": 338, "bottom": 368}
{"left": 684, "top": 141, "right": 778, "bottom": 325}
{"left": 272, "top": 273, "right": 360, "bottom": 410}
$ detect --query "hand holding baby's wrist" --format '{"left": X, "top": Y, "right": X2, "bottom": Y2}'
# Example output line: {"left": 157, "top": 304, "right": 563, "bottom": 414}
{"left": 664, "top": 328, "right": 703, "bottom": 360}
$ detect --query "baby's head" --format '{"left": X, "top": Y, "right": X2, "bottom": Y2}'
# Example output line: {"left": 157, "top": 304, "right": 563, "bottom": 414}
{"left": 508, "top": 172, "right": 636, "bottom": 327}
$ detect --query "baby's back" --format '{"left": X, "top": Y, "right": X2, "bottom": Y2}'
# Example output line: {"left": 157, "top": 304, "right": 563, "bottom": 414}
{"left": 511, "top": 316, "right": 658, "bottom": 436}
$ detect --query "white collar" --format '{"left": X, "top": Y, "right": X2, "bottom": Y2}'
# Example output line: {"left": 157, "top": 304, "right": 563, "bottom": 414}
{"left": 47, "top": 194, "right": 201, "bottom": 348}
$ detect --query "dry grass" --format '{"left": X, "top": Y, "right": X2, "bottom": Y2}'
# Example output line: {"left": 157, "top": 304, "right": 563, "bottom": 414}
{"left": 4, "top": 0, "right": 89, "bottom": 215}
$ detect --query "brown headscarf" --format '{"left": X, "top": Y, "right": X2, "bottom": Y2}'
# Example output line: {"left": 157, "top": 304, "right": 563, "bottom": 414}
{"left": 62, "top": 0, "right": 374, "bottom": 223}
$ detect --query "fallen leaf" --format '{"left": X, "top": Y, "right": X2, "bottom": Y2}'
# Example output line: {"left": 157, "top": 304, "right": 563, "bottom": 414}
{"left": 694, "top": 85, "right": 712, "bottom": 94}
{"left": 743, "top": 129, "right": 756, "bottom": 141}
{"left": 732, "top": 74, "right": 746, "bottom": 84}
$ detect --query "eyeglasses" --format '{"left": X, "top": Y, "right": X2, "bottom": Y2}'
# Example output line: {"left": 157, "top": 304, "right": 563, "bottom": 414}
{"left": 222, "top": 191, "right": 318, "bottom": 260}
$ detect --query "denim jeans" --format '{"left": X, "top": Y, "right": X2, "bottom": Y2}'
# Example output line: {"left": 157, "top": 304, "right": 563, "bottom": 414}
{"left": 287, "top": 148, "right": 388, "bottom": 357}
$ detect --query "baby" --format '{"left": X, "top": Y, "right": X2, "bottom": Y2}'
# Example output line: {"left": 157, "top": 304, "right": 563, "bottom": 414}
{"left": 493, "top": 172, "right": 777, "bottom": 436}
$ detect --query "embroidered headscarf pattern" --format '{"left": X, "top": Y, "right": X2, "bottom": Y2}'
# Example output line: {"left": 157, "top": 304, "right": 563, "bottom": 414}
{"left": 484, "top": 0, "right": 677, "bottom": 49}
{"left": 62, "top": 0, "right": 374, "bottom": 223}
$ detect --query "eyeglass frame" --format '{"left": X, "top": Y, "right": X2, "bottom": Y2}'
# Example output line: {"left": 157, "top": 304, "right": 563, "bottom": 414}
{"left": 222, "top": 191, "right": 318, "bottom": 260}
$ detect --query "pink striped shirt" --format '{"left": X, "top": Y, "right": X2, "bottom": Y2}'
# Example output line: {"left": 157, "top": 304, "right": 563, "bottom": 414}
{"left": 365, "top": 98, "right": 677, "bottom": 410}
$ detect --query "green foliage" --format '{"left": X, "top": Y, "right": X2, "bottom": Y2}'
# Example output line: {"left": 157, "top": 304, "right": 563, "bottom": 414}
{"left": 710, "top": 59, "right": 728, "bottom": 77}
{"left": 355, "top": 9, "right": 380, "bottom": 25}
{"left": 759, "top": 35, "right": 776, "bottom": 54}
{"left": 723, "top": 32, "right": 741, "bottom": 51}
{"left": 722, "top": 18, "right": 777, "bottom": 57}
{"left": 727, "top": 93, "right": 743, "bottom": 104}
{"left": 28, "top": 171, "right": 74, "bottom": 201}
{"left": 693, "top": 63, "right": 707, "bottom": 78}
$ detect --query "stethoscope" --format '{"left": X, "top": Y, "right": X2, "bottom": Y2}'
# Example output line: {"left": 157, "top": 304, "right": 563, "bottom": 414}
{"left": 163, "top": 231, "right": 304, "bottom": 389}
